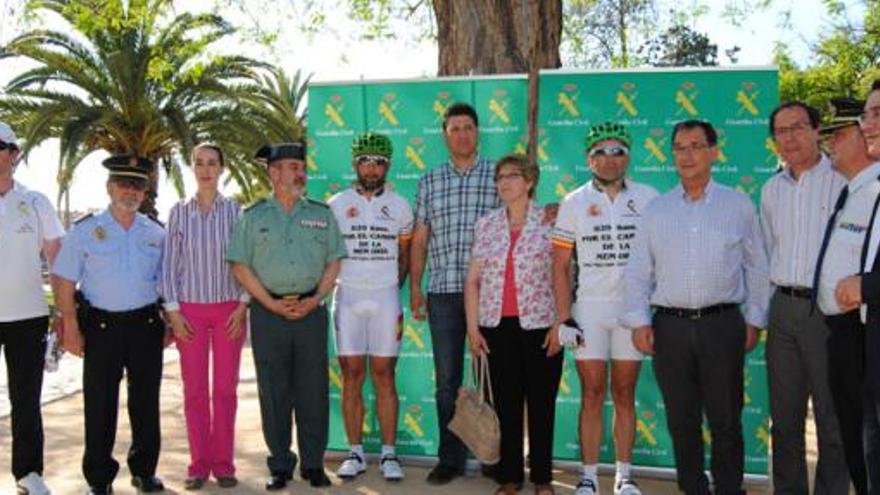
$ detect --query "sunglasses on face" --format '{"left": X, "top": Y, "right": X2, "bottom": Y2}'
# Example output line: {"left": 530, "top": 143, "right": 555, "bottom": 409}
{"left": 0, "top": 142, "right": 18, "bottom": 152}
{"left": 589, "top": 146, "right": 629, "bottom": 158}
{"left": 356, "top": 155, "right": 389, "bottom": 167}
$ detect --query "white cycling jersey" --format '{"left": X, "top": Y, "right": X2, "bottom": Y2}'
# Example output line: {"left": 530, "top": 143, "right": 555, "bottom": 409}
{"left": 552, "top": 179, "right": 658, "bottom": 303}
{"left": 328, "top": 187, "right": 414, "bottom": 289}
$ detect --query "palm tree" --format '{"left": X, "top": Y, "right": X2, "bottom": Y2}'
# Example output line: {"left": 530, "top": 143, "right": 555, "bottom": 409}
{"left": 212, "top": 66, "right": 311, "bottom": 204}
{"left": 0, "top": 0, "right": 266, "bottom": 219}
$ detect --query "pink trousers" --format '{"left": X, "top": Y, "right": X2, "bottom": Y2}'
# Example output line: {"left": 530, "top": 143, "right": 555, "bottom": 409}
{"left": 177, "top": 301, "right": 246, "bottom": 478}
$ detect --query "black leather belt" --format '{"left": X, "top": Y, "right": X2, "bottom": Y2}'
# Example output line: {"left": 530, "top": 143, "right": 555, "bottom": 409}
{"left": 777, "top": 286, "right": 813, "bottom": 299}
{"left": 89, "top": 302, "right": 161, "bottom": 326}
{"left": 269, "top": 288, "right": 318, "bottom": 299}
{"left": 653, "top": 303, "right": 738, "bottom": 320}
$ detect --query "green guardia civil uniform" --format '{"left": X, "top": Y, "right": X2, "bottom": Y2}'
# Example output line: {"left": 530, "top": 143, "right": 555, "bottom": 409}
{"left": 227, "top": 195, "right": 346, "bottom": 475}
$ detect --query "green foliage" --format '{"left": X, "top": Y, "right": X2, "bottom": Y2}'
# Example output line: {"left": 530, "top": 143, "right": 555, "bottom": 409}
{"left": 777, "top": 0, "right": 880, "bottom": 111}
{"left": 640, "top": 23, "right": 719, "bottom": 66}
{"left": 0, "top": 0, "right": 273, "bottom": 216}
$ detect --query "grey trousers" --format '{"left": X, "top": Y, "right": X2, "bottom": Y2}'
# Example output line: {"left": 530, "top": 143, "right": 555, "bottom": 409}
{"left": 766, "top": 290, "right": 849, "bottom": 494}
{"left": 251, "top": 302, "right": 329, "bottom": 475}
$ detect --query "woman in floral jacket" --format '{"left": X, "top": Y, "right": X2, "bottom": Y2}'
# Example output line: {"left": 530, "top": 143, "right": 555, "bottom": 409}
{"left": 464, "top": 154, "right": 563, "bottom": 495}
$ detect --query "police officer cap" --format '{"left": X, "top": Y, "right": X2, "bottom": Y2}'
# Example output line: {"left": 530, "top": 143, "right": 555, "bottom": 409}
{"left": 102, "top": 154, "right": 153, "bottom": 182}
{"left": 255, "top": 142, "right": 306, "bottom": 164}
{"left": 820, "top": 97, "right": 865, "bottom": 135}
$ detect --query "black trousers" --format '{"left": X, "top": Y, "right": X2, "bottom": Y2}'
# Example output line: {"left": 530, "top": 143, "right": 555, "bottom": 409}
{"left": 481, "top": 319, "right": 563, "bottom": 485}
{"left": 0, "top": 316, "right": 48, "bottom": 479}
{"left": 652, "top": 308, "right": 746, "bottom": 495}
{"left": 81, "top": 305, "right": 164, "bottom": 487}
{"left": 824, "top": 310, "right": 868, "bottom": 494}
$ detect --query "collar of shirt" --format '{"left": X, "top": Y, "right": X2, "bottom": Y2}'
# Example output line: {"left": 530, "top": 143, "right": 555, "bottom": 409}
{"left": 354, "top": 185, "right": 385, "bottom": 198}
{"left": 185, "top": 193, "right": 229, "bottom": 215}
{"left": 589, "top": 177, "right": 628, "bottom": 195}
{"left": 674, "top": 179, "right": 716, "bottom": 205}
{"left": 266, "top": 195, "right": 310, "bottom": 216}
{"left": 446, "top": 154, "right": 487, "bottom": 177}
{"left": 849, "top": 161, "right": 880, "bottom": 194}
{"left": 780, "top": 154, "right": 833, "bottom": 184}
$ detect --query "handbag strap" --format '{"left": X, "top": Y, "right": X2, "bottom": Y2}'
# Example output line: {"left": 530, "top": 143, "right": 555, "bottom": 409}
{"left": 475, "top": 354, "right": 495, "bottom": 409}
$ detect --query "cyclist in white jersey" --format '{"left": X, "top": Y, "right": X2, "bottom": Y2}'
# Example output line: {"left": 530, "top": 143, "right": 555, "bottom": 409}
{"left": 328, "top": 132, "right": 413, "bottom": 482}
{"left": 552, "top": 122, "right": 658, "bottom": 495}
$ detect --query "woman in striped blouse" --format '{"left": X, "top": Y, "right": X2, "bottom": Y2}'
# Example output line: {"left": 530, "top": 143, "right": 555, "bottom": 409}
{"left": 160, "top": 144, "right": 248, "bottom": 490}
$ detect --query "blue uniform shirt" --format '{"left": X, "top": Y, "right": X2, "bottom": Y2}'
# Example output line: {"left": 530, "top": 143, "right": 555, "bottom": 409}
{"left": 53, "top": 210, "right": 166, "bottom": 311}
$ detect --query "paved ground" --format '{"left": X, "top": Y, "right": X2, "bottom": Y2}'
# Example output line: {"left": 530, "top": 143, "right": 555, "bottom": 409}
{"left": 0, "top": 346, "right": 813, "bottom": 494}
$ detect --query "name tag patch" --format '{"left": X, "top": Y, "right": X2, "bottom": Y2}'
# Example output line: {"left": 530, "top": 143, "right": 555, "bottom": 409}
{"left": 301, "top": 219, "right": 328, "bottom": 229}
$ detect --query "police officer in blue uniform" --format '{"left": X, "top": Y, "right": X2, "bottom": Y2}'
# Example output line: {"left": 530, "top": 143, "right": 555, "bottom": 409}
{"left": 53, "top": 155, "right": 167, "bottom": 495}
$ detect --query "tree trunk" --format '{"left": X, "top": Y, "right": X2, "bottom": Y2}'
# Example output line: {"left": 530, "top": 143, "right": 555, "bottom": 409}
{"left": 432, "top": 0, "right": 562, "bottom": 75}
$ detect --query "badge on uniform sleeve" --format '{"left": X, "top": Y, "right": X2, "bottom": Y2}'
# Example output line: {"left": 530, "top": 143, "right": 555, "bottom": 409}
{"left": 587, "top": 204, "right": 601, "bottom": 217}
{"left": 94, "top": 226, "right": 106, "bottom": 241}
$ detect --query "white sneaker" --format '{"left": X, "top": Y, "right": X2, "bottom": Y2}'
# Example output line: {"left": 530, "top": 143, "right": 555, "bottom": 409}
{"left": 336, "top": 452, "right": 366, "bottom": 479}
{"left": 17, "top": 472, "right": 50, "bottom": 495}
{"left": 575, "top": 477, "right": 599, "bottom": 495}
{"left": 379, "top": 455, "right": 404, "bottom": 481}
{"left": 614, "top": 477, "right": 641, "bottom": 495}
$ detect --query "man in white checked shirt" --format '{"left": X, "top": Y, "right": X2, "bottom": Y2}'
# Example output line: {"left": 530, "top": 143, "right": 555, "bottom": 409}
{"left": 759, "top": 102, "right": 849, "bottom": 494}
{"left": 623, "top": 120, "right": 769, "bottom": 495}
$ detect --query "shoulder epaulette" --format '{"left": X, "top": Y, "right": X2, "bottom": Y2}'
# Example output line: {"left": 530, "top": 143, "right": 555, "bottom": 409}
{"left": 244, "top": 198, "right": 267, "bottom": 212}
{"left": 73, "top": 213, "right": 94, "bottom": 225}
{"left": 305, "top": 197, "right": 330, "bottom": 209}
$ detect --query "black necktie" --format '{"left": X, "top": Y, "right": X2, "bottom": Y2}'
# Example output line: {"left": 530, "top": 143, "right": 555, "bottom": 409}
{"left": 812, "top": 185, "right": 849, "bottom": 309}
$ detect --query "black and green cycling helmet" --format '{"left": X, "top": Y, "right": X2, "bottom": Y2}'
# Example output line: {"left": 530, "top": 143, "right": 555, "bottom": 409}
{"left": 352, "top": 132, "right": 393, "bottom": 159}
{"left": 584, "top": 121, "right": 632, "bottom": 152}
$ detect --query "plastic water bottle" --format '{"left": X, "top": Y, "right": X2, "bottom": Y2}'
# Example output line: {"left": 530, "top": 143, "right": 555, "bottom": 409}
{"left": 44, "top": 331, "right": 62, "bottom": 372}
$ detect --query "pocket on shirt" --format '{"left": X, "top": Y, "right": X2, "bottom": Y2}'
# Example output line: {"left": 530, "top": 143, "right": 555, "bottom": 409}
{"left": 136, "top": 243, "right": 163, "bottom": 281}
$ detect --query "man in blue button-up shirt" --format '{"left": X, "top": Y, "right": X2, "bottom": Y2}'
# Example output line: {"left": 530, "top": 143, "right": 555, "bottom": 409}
{"left": 53, "top": 155, "right": 166, "bottom": 495}
{"left": 623, "top": 120, "right": 770, "bottom": 495}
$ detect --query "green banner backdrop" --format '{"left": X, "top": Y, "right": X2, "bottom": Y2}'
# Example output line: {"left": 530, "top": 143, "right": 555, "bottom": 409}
{"left": 307, "top": 67, "right": 779, "bottom": 476}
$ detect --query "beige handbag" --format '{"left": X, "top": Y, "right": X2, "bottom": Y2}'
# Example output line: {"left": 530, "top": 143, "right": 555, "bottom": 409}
{"left": 447, "top": 354, "right": 501, "bottom": 465}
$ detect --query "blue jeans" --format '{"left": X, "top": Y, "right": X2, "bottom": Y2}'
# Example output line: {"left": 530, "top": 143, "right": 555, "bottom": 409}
{"left": 864, "top": 386, "right": 880, "bottom": 494}
{"left": 427, "top": 292, "right": 468, "bottom": 470}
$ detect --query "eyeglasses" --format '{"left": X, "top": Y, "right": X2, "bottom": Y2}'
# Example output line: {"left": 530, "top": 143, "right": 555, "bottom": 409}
{"left": 774, "top": 122, "right": 813, "bottom": 137}
{"left": 859, "top": 107, "right": 880, "bottom": 125}
{"left": 0, "top": 142, "right": 17, "bottom": 152}
{"left": 672, "top": 143, "right": 712, "bottom": 155}
{"left": 496, "top": 172, "right": 524, "bottom": 182}
{"left": 589, "top": 146, "right": 629, "bottom": 158}
{"left": 356, "top": 155, "right": 389, "bottom": 167}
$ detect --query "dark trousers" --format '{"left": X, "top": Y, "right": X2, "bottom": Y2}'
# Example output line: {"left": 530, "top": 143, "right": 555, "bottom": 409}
{"left": 864, "top": 386, "right": 880, "bottom": 494}
{"left": 481, "top": 319, "right": 563, "bottom": 484}
{"left": 766, "top": 292, "right": 849, "bottom": 494}
{"left": 652, "top": 308, "right": 746, "bottom": 495}
{"left": 427, "top": 292, "right": 468, "bottom": 470}
{"left": 0, "top": 316, "right": 47, "bottom": 479}
{"left": 824, "top": 310, "right": 869, "bottom": 494}
{"left": 250, "top": 302, "right": 329, "bottom": 474}
{"left": 82, "top": 307, "right": 164, "bottom": 487}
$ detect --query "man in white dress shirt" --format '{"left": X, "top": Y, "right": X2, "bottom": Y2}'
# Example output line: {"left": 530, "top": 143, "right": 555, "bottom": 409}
{"left": 623, "top": 119, "right": 769, "bottom": 495}
{"left": 833, "top": 83, "right": 880, "bottom": 493}
{"left": 759, "top": 102, "right": 849, "bottom": 494}
{"left": 813, "top": 97, "right": 876, "bottom": 494}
